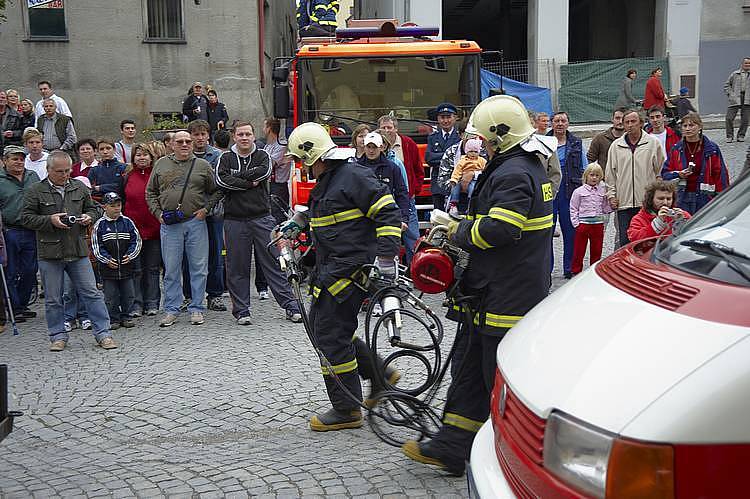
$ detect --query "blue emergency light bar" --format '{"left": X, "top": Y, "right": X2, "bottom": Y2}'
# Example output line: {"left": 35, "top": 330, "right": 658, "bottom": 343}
{"left": 335, "top": 26, "right": 440, "bottom": 40}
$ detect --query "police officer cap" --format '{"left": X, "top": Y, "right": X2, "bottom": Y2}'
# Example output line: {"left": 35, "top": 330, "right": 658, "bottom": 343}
{"left": 435, "top": 102, "right": 458, "bottom": 116}
{"left": 2, "top": 145, "right": 26, "bottom": 157}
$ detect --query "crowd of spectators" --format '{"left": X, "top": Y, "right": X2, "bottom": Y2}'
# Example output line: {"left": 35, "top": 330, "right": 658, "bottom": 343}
{"left": 0, "top": 72, "right": 745, "bottom": 343}
{"left": 0, "top": 80, "right": 301, "bottom": 347}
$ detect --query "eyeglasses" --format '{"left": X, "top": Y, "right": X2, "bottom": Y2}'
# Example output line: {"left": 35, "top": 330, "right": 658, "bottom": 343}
{"left": 174, "top": 140, "right": 192, "bottom": 144}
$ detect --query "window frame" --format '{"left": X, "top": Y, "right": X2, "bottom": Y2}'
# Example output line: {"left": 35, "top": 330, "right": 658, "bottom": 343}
{"left": 142, "top": 0, "right": 186, "bottom": 44}
{"left": 22, "top": 0, "right": 69, "bottom": 42}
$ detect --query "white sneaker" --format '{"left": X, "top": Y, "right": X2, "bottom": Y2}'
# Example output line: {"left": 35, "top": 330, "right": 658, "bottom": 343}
{"left": 237, "top": 316, "right": 252, "bottom": 326}
{"left": 63, "top": 321, "right": 73, "bottom": 333}
{"left": 190, "top": 312, "right": 204, "bottom": 325}
{"left": 81, "top": 319, "right": 92, "bottom": 330}
{"left": 259, "top": 290, "right": 269, "bottom": 300}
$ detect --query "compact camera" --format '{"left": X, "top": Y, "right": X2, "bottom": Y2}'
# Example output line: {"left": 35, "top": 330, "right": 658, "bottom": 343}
{"left": 61, "top": 215, "right": 79, "bottom": 227}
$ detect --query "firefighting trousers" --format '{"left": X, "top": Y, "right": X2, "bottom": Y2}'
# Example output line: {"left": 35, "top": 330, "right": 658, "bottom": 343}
{"left": 430, "top": 326, "right": 502, "bottom": 467}
{"left": 353, "top": 336, "right": 385, "bottom": 385}
{"left": 309, "top": 286, "right": 367, "bottom": 412}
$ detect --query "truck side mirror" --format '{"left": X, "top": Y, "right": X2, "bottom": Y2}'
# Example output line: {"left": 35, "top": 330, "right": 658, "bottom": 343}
{"left": 272, "top": 66, "right": 289, "bottom": 83}
{"left": 274, "top": 86, "right": 291, "bottom": 119}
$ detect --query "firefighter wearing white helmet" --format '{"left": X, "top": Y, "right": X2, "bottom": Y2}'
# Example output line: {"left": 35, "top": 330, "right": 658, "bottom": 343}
{"left": 285, "top": 122, "right": 403, "bottom": 431}
{"left": 402, "top": 95, "right": 555, "bottom": 475}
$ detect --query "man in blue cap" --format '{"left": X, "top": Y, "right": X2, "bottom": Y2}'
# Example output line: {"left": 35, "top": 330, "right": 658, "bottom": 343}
{"left": 425, "top": 102, "right": 461, "bottom": 211}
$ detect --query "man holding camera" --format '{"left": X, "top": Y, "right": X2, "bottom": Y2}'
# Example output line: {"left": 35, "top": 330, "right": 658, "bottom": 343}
{"left": 146, "top": 130, "right": 221, "bottom": 327}
{"left": 21, "top": 150, "right": 117, "bottom": 351}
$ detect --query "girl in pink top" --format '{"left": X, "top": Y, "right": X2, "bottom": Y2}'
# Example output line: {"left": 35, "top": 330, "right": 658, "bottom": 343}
{"left": 569, "top": 162, "right": 612, "bottom": 275}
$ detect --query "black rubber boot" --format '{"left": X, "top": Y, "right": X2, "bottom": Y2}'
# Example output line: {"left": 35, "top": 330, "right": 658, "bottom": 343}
{"left": 401, "top": 439, "right": 466, "bottom": 476}
{"left": 309, "top": 407, "right": 363, "bottom": 432}
{"left": 364, "top": 365, "right": 401, "bottom": 409}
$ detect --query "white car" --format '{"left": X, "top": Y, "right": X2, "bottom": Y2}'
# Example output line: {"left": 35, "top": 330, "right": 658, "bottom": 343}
{"left": 468, "top": 175, "right": 750, "bottom": 498}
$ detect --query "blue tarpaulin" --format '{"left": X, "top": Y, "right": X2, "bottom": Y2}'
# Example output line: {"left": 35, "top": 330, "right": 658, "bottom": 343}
{"left": 480, "top": 69, "right": 553, "bottom": 117}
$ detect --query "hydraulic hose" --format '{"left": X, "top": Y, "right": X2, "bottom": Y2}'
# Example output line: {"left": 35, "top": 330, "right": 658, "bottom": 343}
{"left": 270, "top": 239, "right": 475, "bottom": 447}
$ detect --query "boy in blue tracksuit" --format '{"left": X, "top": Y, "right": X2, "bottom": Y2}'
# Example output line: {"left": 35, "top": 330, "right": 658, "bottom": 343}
{"left": 92, "top": 192, "right": 142, "bottom": 329}
{"left": 88, "top": 138, "right": 127, "bottom": 203}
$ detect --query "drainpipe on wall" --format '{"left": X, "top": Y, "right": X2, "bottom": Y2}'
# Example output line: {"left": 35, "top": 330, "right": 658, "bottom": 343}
{"left": 258, "top": 0, "right": 265, "bottom": 88}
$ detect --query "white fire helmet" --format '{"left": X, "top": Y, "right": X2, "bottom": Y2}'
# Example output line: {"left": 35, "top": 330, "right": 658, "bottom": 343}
{"left": 465, "top": 95, "right": 535, "bottom": 155}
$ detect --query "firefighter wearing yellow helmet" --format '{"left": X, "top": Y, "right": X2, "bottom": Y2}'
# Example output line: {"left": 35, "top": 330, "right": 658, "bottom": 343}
{"left": 286, "top": 122, "right": 402, "bottom": 431}
{"left": 402, "top": 95, "right": 555, "bottom": 475}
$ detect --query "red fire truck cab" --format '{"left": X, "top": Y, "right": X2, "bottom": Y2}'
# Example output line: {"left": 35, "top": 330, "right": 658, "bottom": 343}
{"left": 272, "top": 20, "right": 482, "bottom": 226}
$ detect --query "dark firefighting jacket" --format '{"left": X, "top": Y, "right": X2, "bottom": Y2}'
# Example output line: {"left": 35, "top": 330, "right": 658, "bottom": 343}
{"left": 450, "top": 147, "right": 554, "bottom": 336}
{"left": 308, "top": 159, "right": 401, "bottom": 303}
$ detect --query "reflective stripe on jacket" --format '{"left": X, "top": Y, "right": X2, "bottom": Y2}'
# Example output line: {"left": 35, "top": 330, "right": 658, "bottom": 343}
{"left": 308, "top": 159, "right": 401, "bottom": 303}
{"left": 450, "top": 148, "right": 553, "bottom": 336}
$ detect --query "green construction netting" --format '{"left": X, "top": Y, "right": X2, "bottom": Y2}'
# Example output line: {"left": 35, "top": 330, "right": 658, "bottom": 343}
{"left": 558, "top": 58, "right": 670, "bottom": 123}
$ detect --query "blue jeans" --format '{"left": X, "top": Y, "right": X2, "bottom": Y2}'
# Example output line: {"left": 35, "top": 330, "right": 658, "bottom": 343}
{"left": 161, "top": 217, "right": 209, "bottom": 314}
{"left": 448, "top": 180, "right": 476, "bottom": 205}
{"left": 38, "top": 257, "right": 112, "bottom": 343}
{"left": 403, "top": 197, "right": 420, "bottom": 265}
{"left": 182, "top": 217, "right": 224, "bottom": 299}
{"left": 552, "top": 191, "right": 575, "bottom": 274}
{"left": 4, "top": 228, "right": 37, "bottom": 312}
{"left": 63, "top": 272, "right": 88, "bottom": 322}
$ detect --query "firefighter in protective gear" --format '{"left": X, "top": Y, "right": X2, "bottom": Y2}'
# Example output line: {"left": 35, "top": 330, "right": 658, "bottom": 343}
{"left": 296, "top": 0, "right": 339, "bottom": 37}
{"left": 402, "top": 95, "right": 554, "bottom": 474}
{"left": 286, "top": 122, "right": 403, "bottom": 431}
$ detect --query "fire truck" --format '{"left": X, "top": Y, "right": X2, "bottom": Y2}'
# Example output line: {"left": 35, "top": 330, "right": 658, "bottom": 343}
{"left": 272, "top": 19, "right": 482, "bottom": 226}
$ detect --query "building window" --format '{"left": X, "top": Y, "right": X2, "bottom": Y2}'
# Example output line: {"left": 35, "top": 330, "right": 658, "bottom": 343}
{"left": 145, "top": 0, "right": 184, "bottom": 41}
{"left": 26, "top": 0, "right": 67, "bottom": 39}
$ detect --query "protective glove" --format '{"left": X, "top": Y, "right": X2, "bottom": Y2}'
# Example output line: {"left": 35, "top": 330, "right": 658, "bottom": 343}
{"left": 430, "top": 209, "right": 455, "bottom": 227}
{"left": 278, "top": 210, "right": 309, "bottom": 240}
{"left": 376, "top": 256, "right": 397, "bottom": 280}
{"left": 430, "top": 209, "right": 460, "bottom": 239}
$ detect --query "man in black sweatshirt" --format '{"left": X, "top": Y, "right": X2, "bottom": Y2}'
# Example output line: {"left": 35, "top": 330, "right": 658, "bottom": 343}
{"left": 215, "top": 121, "right": 302, "bottom": 326}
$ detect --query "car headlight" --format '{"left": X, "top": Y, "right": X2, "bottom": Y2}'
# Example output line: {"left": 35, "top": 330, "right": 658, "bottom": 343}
{"left": 543, "top": 411, "right": 614, "bottom": 498}
{"left": 543, "top": 411, "right": 675, "bottom": 499}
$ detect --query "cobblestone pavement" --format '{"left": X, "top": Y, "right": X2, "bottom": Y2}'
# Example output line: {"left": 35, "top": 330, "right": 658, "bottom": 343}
{"left": 0, "top": 130, "right": 746, "bottom": 498}
{"left": 0, "top": 290, "right": 467, "bottom": 498}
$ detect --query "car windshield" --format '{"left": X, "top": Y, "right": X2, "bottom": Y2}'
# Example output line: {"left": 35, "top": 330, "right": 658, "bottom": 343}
{"left": 295, "top": 54, "right": 480, "bottom": 138}
{"left": 655, "top": 174, "right": 750, "bottom": 286}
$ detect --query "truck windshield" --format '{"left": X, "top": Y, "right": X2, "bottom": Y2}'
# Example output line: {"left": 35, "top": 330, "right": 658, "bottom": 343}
{"left": 295, "top": 54, "right": 480, "bottom": 139}
{"left": 654, "top": 175, "right": 750, "bottom": 287}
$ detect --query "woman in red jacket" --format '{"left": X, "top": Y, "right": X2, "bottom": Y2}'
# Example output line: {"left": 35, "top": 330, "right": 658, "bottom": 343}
{"left": 660, "top": 112, "right": 729, "bottom": 214}
{"left": 627, "top": 180, "right": 691, "bottom": 242}
{"left": 123, "top": 142, "right": 164, "bottom": 316}
{"left": 643, "top": 67, "right": 668, "bottom": 111}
